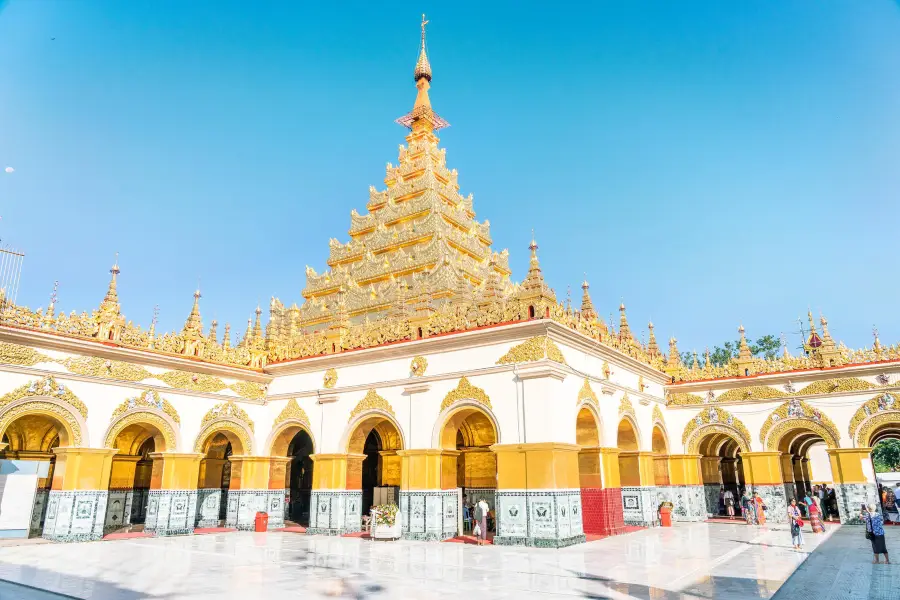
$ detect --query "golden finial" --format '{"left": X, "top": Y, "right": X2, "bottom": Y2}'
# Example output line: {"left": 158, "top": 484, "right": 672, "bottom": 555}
{"left": 414, "top": 14, "right": 432, "bottom": 82}
{"left": 98, "top": 253, "right": 122, "bottom": 315}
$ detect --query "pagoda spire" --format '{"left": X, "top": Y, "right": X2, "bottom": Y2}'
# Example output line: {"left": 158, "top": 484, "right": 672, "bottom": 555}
{"left": 222, "top": 323, "right": 231, "bottom": 349}
{"left": 99, "top": 255, "right": 121, "bottom": 315}
{"left": 618, "top": 302, "right": 632, "bottom": 343}
{"left": 647, "top": 321, "right": 659, "bottom": 357}
{"left": 580, "top": 277, "right": 596, "bottom": 321}
{"left": 396, "top": 14, "right": 448, "bottom": 131}
{"left": 183, "top": 289, "right": 203, "bottom": 337}
{"left": 735, "top": 324, "right": 754, "bottom": 375}
{"left": 665, "top": 336, "right": 682, "bottom": 377}
{"left": 253, "top": 305, "right": 263, "bottom": 340}
{"left": 873, "top": 326, "right": 882, "bottom": 358}
{"left": 517, "top": 233, "right": 556, "bottom": 311}
{"left": 208, "top": 319, "right": 218, "bottom": 344}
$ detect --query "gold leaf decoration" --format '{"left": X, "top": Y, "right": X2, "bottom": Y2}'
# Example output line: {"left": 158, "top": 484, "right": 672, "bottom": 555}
{"left": 578, "top": 378, "right": 598, "bottom": 405}
{"left": 229, "top": 381, "right": 266, "bottom": 400}
{"left": 110, "top": 389, "right": 181, "bottom": 424}
{"left": 157, "top": 371, "right": 228, "bottom": 393}
{"left": 349, "top": 389, "right": 394, "bottom": 421}
{"left": 849, "top": 392, "right": 899, "bottom": 445}
{"left": 716, "top": 385, "right": 788, "bottom": 402}
{"left": 652, "top": 404, "right": 664, "bottom": 424}
{"left": 759, "top": 398, "right": 841, "bottom": 449}
{"left": 440, "top": 377, "right": 491, "bottom": 412}
{"left": 797, "top": 377, "right": 875, "bottom": 396}
{"left": 0, "top": 400, "right": 84, "bottom": 446}
{"left": 0, "top": 343, "right": 51, "bottom": 366}
{"left": 410, "top": 356, "right": 428, "bottom": 377}
{"left": 200, "top": 400, "right": 255, "bottom": 433}
{"left": 323, "top": 368, "right": 338, "bottom": 389}
{"left": 0, "top": 375, "right": 88, "bottom": 419}
{"left": 105, "top": 410, "right": 177, "bottom": 452}
{"left": 618, "top": 393, "right": 635, "bottom": 419}
{"left": 682, "top": 406, "right": 752, "bottom": 452}
{"left": 274, "top": 398, "right": 310, "bottom": 427}
{"left": 638, "top": 375, "right": 646, "bottom": 392}
{"left": 666, "top": 391, "right": 706, "bottom": 406}
{"left": 602, "top": 361, "right": 610, "bottom": 379}
{"left": 496, "top": 336, "right": 566, "bottom": 365}
{"left": 62, "top": 356, "right": 151, "bottom": 382}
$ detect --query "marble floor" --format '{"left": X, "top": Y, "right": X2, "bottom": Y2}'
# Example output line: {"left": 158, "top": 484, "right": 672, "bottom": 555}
{"left": 0, "top": 522, "right": 837, "bottom": 600}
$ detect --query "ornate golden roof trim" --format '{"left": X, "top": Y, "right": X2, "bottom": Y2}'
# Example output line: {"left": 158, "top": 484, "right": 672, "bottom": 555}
{"left": 349, "top": 389, "right": 395, "bottom": 421}
{"left": 440, "top": 377, "right": 491, "bottom": 412}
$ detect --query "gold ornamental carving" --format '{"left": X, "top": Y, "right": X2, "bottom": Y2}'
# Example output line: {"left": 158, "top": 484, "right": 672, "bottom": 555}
{"left": 440, "top": 377, "right": 491, "bottom": 412}
{"left": 717, "top": 386, "right": 788, "bottom": 402}
{"left": 496, "top": 336, "right": 566, "bottom": 365}
{"left": 652, "top": 404, "right": 665, "bottom": 425}
{"left": 0, "top": 343, "right": 51, "bottom": 367}
{"left": 682, "top": 406, "right": 752, "bottom": 453}
{"left": 602, "top": 361, "right": 610, "bottom": 379}
{"left": 410, "top": 356, "right": 428, "bottom": 377}
{"left": 618, "top": 393, "right": 635, "bottom": 419}
{"left": 0, "top": 400, "right": 84, "bottom": 447}
{"left": 110, "top": 389, "right": 180, "bottom": 424}
{"left": 849, "top": 392, "right": 899, "bottom": 446}
{"left": 193, "top": 419, "right": 253, "bottom": 455}
{"left": 797, "top": 377, "right": 875, "bottom": 395}
{"left": 323, "top": 368, "right": 338, "bottom": 389}
{"left": 349, "top": 389, "right": 395, "bottom": 421}
{"left": 578, "top": 378, "right": 598, "bottom": 406}
{"left": 759, "top": 399, "right": 840, "bottom": 449}
{"left": 666, "top": 391, "right": 706, "bottom": 406}
{"left": 274, "top": 398, "right": 310, "bottom": 428}
{"left": 0, "top": 376, "right": 88, "bottom": 419}
{"left": 200, "top": 400, "right": 255, "bottom": 433}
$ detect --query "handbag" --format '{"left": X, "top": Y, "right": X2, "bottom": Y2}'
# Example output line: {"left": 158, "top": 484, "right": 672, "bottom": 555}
{"left": 865, "top": 518, "right": 873, "bottom": 540}
{"left": 473, "top": 522, "right": 482, "bottom": 537}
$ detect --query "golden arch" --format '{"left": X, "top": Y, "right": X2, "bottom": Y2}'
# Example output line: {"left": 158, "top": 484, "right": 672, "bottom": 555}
{"left": 268, "top": 420, "right": 317, "bottom": 457}
{"left": 651, "top": 422, "right": 669, "bottom": 454}
{"left": 433, "top": 401, "right": 501, "bottom": 450}
{"left": 0, "top": 398, "right": 85, "bottom": 447}
{"left": 849, "top": 393, "right": 900, "bottom": 447}
{"left": 104, "top": 410, "right": 178, "bottom": 453}
{"left": 575, "top": 402, "right": 602, "bottom": 447}
{"left": 616, "top": 415, "right": 641, "bottom": 451}
{"left": 343, "top": 410, "right": 405, "bottom": 455}
{"left": 193, "top": 419, "right": 253, "bottom": 455}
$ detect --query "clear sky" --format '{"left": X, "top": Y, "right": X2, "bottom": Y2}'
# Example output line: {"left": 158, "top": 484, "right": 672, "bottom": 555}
{"left": 0, "top": 1, "right": 898, "bottom": 354}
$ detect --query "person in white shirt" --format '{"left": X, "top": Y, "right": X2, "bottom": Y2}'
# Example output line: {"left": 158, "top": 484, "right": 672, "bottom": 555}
{"left": 724, "top": 489, "right": 735, "bottom": 520}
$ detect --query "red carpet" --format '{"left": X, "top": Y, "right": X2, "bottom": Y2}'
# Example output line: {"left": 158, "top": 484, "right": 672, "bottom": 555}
{"left": 102, "top": 531, "right": 154, "bottom": 540}
{"left": 444, "top": 533, "right": 493, "bottom": 545}
{"left": 341, "top": 530, "right": 371, "bottom": 539}
{"left": 194, "top": 527, "right": 237, "bottom": 535}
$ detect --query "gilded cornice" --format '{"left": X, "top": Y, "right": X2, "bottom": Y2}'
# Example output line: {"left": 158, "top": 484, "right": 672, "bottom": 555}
{"left": 0, "top": 340, "right": 266, "bottom": 400}
{"left": 682, "top": 407, "right": 752, "bottom": 453}
{"left": 440, "top": 377, "right": 491, "bottom": 412}
{"left": 759, "top": 399, "right": 840, "bottom": 449}
{"left": 349, "top": 389, "right": 395, "bottom": 421}
{"left": 578, "top": 378, "right": 598, "bottom": 405}
{"left": 668, "top": 376, "right": 887, "bottom": 407}
{"left": 273, "top": 398, "right": 310, "bottom": 428}
{"left": 717, "top": 385, "right": 788, "bottom": 402}
{"left": 849, "top": 392, "right": 899, "bottom": 446}
{"left": 496, "top": 336, "right": 566, "bottom": 365}
{"left": 0, "top": 375, "right": 87, "bottom": 419}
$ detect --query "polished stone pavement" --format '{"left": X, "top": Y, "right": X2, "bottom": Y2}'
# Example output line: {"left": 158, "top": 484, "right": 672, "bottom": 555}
{"left": 0, "top": 523, "right": 837, "bottom": 599}
{"left": 773, "top": 525, "right": 899, "bottom": 600}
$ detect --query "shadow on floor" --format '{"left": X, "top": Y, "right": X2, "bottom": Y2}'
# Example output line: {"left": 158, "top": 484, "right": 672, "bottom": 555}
{"left": 570, "top": 569, "right": 787, "bottom": 599}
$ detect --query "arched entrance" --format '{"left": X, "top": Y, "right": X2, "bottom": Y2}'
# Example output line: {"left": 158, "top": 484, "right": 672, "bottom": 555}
{"left": 196, "top": 427, "right": 247, "bottom": 528}
{"left": 105, "top": 418, "right": 170, "bottom": 533}
{"left": 697, "top": 431, "right": 746, "bottom": 518}
{"left": 347, "top": 413, "right": 403, "bottom": 515}
{"left": 0, "top": 412, "right": 68, "bottom": 537}
{"left": 652, "top": 425, "right": 670, "bottom": 486}
{"left": 439, "top": 405, "right": 498, "bottom": 536}
{"left": 616, "top": 418, "right": 640, "bottom": 485}
{"left": 268, "top": 420, "right": 315, "bottom": 526}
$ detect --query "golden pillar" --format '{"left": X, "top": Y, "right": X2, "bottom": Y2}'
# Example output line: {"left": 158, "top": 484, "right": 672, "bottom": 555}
{"left": 667, "top": 455, "right": 702, "bottom": 486}
{"left": 43, "top": 448, "right": 117, "bottom": 541}
{"left": 379, "top": 450, "right": 402, "bottom": 487}
{"left": 700, "top": 456, "right": 722, "bottom": 485}
{"left": 826, "top": 448, "right": 876, "bottom": 524}
{"left": 492, "top": 443, "right": 580, "bottom": 491}
{"left": 618, "top": 451, "right": 656, "bottom": 487}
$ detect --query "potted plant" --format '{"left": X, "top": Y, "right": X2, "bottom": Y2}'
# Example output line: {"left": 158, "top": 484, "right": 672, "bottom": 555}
{"left": 371, "top": 503, "right": 401, "bottom": 540}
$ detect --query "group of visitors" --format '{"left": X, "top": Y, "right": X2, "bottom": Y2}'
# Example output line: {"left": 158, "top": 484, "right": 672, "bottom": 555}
{"left": 738, "top": 489, "right": 768, "bottom": 525}
{"left": 786, "top": 495, "right": 826, "bottom": 550}
{"left": 877, "top": 482, "right": 899, "bottom": 522}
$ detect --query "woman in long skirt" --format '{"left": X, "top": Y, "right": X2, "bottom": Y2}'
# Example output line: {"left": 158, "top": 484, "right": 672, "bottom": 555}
{"left": 753, "top": 491, "right": 767, "bottom": 525}
{"left": 787, "top": 499, "right": 804, "bottom": 550}
{"left": 742, "top": 490, "right": 756, "bottom": 525}
{"left": 808, "top": 497, "right": 825, "bottom": 533}
{"left": 863, "top": 503, "right": 890, "bottom": 564}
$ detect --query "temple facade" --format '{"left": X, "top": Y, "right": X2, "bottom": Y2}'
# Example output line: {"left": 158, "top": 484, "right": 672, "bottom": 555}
{"left": 0, "top": 18, "right": 896, "bottom": 547}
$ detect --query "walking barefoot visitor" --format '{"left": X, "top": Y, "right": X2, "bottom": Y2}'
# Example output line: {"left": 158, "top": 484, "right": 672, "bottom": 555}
{"left": 808, "top": 497, "right": 825, "bottom": 533}
{"left": 863, "top": 503, "right": 890, "bottom": 564}
{"left": 753, "top": 491, "right": 767, "bottom": 525}
{"left": 787, "top": 499, "right": 804, "bottom": 550}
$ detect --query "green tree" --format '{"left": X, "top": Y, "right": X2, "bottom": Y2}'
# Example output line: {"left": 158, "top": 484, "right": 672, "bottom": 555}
{"left": 872, "top": 439, "right": 900, "bottom": 473}
{"left": 708, "top": 334, "right": 780, "bottom": 366}
{"left": 750, "top": 335, "right": 780, "bottom": 360}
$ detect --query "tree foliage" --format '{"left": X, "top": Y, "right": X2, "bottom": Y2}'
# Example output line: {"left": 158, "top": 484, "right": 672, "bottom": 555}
{"left": 705, "top": 334, "right": 781, "bottom": 367}
{"left": 873, "top": 439, "right": 900, "bottom": 473}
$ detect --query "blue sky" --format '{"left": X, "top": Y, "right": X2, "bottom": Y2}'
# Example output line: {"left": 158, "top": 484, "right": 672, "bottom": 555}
{"left": 0, "top": 1, "right": 898, "bottom": 354}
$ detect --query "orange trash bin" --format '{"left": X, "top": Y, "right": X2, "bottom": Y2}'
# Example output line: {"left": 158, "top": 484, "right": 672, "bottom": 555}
{"left": 254, "top": 511, "right": 269, "bottom": 532}
{"left": 659, "top": 505, "right": 672, "bottom": 527}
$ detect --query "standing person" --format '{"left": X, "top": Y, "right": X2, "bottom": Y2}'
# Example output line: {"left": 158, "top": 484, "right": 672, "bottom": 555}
{"left": 753, "top": 491, "right": 767, "bottom": 526}
{"left": 718, "top": 487, "right": 726, "bottom": 516}
{"left": 802, "top": 490, "right": 814, "bottom": 518}
{"left": 816, "top": 485, "right": 826, "bottom": 504}
{"left": 863, "top": 503, "right": 890, "bottom": 564}
{"left": 808, "top": 497, "right": 825, "bottom": 533}
{"left": 724, "top": 488, "right": 735, "bottom": 520}
{"left": 787, "top": 499, "right": 804, "bottom": 550}
{"left": 826, "top": 487, "right": 838, "bottom": 520}
{"left": 741, "top": 490, "right": 756, "bottom": 525}
{"left": 473, "top": 499, "right": 489, "bottom": 546}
